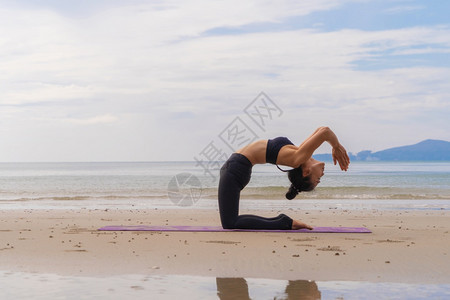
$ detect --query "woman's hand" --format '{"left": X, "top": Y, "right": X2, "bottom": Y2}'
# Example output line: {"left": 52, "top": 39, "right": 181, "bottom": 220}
{"left": 332, "top": 143, "right": 350, "bottom": 171}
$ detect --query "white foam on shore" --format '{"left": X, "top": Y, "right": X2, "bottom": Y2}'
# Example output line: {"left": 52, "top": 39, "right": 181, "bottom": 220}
{"left": 0, "top": 198, "right": 449, "bottom": 211}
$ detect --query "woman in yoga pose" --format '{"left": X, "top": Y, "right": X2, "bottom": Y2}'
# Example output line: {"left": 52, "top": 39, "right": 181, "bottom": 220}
{"left": 218, "top": 126, "right": 350, "bottom": 230}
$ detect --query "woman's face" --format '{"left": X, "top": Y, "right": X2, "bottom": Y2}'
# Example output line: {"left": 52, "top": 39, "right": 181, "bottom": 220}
{"left": 305, "top": 159, "right": 325, "bottom": 188}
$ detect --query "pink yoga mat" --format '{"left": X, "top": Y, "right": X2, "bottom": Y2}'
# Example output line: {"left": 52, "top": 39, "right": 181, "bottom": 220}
{"left": 98, "top": 225, "right": 371, "bottom": 233}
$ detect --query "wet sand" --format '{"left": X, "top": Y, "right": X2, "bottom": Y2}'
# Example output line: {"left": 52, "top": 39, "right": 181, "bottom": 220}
{"left": 0, "top": 207, "right": 449, "bottom": 284}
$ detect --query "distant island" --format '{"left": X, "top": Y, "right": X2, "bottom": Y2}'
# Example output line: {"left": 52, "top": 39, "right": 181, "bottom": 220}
{"left": 313, "top": 139, "right": 450, "bottom": 161}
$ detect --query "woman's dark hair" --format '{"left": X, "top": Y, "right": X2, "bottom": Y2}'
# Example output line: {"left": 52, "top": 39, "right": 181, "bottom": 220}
{"left": 285, "top": 166, "right": 315, "bottom": 200}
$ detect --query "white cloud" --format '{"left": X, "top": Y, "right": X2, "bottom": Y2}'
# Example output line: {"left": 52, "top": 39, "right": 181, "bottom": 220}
{"left": 60, "top": 114, "right": 119, "bottom": 125}
{"left": 384, "top": 5, "right": 425, "bottom": 14}
{"left": 0, "top": 1, "right": 449, "bottom": 161}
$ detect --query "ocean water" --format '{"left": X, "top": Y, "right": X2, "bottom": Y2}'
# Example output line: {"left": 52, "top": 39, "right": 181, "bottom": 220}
{"left": 0, "top": 161, "right": 449, "bottom": 210}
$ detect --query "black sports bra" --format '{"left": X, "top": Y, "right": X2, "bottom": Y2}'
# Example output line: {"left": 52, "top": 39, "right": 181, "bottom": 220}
{"left": 266, "top": 137, "right": 294, "bottom": 164}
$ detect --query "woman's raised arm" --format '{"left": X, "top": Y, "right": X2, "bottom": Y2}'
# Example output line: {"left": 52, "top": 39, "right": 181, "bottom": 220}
{"left": 278, "top": 127, "right": 350, "bottom": 170}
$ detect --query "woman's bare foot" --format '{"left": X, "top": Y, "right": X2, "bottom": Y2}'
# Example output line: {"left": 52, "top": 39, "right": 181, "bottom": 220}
{"left": 292, "top": 219, "right": 313, "bottom": 230}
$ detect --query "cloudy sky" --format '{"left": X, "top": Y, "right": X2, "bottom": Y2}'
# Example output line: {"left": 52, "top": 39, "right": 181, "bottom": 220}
{"left": 1, "top": 0, "right": 449, "bottom": 162}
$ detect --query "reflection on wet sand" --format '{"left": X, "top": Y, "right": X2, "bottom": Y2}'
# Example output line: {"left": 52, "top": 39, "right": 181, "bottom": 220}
{"left": 216, "top": 278, "right": 250, "bottom": 300}
{"left": 216, "top": 277, "right": 321, "bottom": 299}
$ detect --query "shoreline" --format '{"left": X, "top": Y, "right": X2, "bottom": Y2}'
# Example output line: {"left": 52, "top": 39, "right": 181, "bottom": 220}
{"left": 0, "top": 207, "right": 449, "bottom": 284}
{"left": 1, "top": 197, "right": 449, "bottom": 211}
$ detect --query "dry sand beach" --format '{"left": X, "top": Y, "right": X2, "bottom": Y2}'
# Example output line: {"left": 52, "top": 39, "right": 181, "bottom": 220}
{"left": 1, "top": 207, "right": 449, "bottom": 285}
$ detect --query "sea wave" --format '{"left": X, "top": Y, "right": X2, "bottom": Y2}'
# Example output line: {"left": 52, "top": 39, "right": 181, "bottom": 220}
{"left": 2, "top": 186, "right": 449, "bottom": 202}
{"left": 201, "top": 186, "right": 450, "bottom": 200}
{"left": 2, "top": 194, "right": 169, "bottom": 202}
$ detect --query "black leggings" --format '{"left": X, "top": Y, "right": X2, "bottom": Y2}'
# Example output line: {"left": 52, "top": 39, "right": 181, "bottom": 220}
{"left": 218, "top": 153, "right": 293, "bottom": 230}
